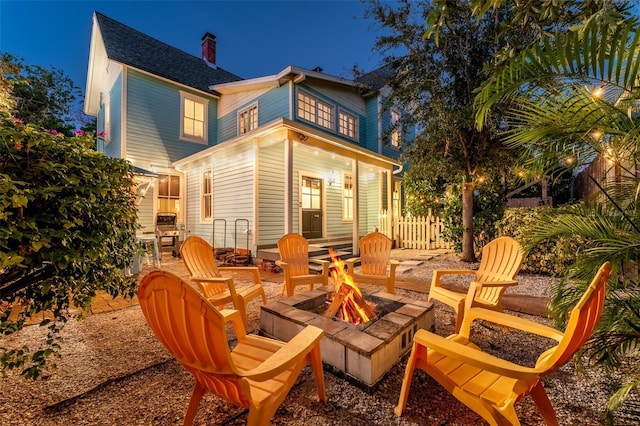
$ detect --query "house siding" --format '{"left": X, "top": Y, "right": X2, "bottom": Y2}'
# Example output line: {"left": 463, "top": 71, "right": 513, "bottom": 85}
{"left": 125, "top": 70, "right": 216, "bottom": 170}
{"left": 217, "top": 86, "right": 289, "bottom": 143}
{"left": 364, "top": 96, "right": 379, "bottom": 153}
{"left": 183, "top": 143, "right": 255, "bottom": 252}
{"left": 256, "top": 141, "right": 286, "bottom": 246}
{"left": 102, "top": 74, "right": 122, "bottom": 158}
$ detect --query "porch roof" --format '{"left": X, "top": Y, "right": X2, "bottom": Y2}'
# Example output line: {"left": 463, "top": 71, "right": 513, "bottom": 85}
{"left": 173, "top": 117, "right": 402, "bottom": 171}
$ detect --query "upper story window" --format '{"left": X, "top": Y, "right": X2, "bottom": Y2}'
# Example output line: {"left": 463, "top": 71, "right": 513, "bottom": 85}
{"left": 180, "top": 91, "right": 208, "bottom": 144}
{"left": 238, "top": 103, "right": 258, "bottom": 135}
{"left": 201, "top": 169, "right": 213, "bottom": 221}
{"left": 297, "top": 90, "right": 333, "bottom": 130}
{"left": 391, "top": 108, "right": 401, "bottom": 147}
{"left": 339, "top": 111, "right": 357, "bottom": 140}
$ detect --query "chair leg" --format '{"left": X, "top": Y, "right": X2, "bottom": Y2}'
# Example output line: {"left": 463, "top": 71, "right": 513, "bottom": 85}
{"left": 394, "top": 341, "right": 422, "bottom": 416}
{"left": 530, "top": 381, "right": 559, "bottom": 426}
{"left": 183, "top": 382, "right": 205, "bottom": 425}
{"left": 308, "top": 345, "right": 327, "bottom": 403}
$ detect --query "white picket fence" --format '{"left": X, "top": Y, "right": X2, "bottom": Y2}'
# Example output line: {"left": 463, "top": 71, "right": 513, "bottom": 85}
{"left": 379, "top": 209, "right": 452, "bottom": 250}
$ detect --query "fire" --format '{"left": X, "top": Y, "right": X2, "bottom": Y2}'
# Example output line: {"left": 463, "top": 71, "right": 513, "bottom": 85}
{"left": 326, "top": 248, "right": 376, "bottom": 324}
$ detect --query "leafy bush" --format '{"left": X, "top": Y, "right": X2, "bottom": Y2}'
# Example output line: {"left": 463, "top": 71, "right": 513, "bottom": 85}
{"left": 495, "top": 207, "right": 581, "bottom": 275}
{"left": 442, "top": 178, "right": 506, "bottom": 253}
{"left": 0, "top": 113, "right": 139, "bottom": 378}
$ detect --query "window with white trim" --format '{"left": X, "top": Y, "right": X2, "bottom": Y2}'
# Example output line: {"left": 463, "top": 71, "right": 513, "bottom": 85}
{"left": 391, "top": 109, "right": 401, "bottom": 147}
{"left": 158, "top": 174, "right": 181, "bottom": 218}
{"left": 343, "top": 173, "right": 353, "bottom": 221}
{"left": 201, "top": 169, "right": 213, "bottom": 221}
{"left": 339, "top": 111, "right": 357, "bottom": 139}
{"left": 180, "top": 91, "right": 208, "bottom": 144}
{"left": 297, "top": 90, "right": 334, "bottom": 130}
{"left": 238, "top": 103, "right": 258, "bottom": 135}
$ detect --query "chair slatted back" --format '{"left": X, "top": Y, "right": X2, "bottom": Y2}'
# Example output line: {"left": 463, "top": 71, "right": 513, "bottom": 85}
{"left": 475, "top": 236, "right": 524, "bottom": 305}
{"left": 278, "top": 234, "right": 311, "bottom": 276}
{"left": 138, "top": 270, "right": 248, "bottom": 406}
{"left": 181, "top": 236, "right": 226, "bottom": 298}
{"left": 536, "top": 262, "right": 610, "bottom": 372}
{"left": 359, "top": 232, "right": 393, "bottom": 276}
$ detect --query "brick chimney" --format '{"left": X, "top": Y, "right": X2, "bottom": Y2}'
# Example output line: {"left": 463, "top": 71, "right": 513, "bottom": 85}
{"left": 201, "top": 32, "right": 217, "bottom": 67}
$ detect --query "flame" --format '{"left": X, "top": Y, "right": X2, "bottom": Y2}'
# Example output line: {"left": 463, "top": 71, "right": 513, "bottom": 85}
{"left": 329, "top": 248, "right": 374, "bottom": 324}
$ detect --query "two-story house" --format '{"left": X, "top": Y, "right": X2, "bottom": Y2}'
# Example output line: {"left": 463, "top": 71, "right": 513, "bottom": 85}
{"left": 84, "top": 12, "right": 405, "bottom": 258}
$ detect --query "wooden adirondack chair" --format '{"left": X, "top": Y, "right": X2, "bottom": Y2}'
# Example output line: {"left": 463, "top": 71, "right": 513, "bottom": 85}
{"left": 276, "top": 233, "right": 329, "bottom": 297}
{"left": 180, "top": 236, "right": 266, "bottom": 329}
{"left": 345, "top": 232, "right": 399, "bottom": 294}
{"left": 138, "top": 270, "right": 327, "bottom": 426}
{"left": 428, "top": 236, "right": 524, "bottom": 332}
{"left": 396, "top": 262, "right": 611, "bottom": 426}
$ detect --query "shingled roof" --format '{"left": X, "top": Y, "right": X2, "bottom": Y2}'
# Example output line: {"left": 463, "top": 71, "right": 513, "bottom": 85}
{"left": 354, "top": 60, "right": 398, "bottom": 92}
{"left": 95, "top": 12, "right": 243, "bottom": 93}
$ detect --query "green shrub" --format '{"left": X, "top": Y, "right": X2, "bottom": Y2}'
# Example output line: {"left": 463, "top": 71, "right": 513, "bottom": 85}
{"left": 496, "top": 207, "right": 582, "bottom": 275}
{"left": 0, "top": 113, "right": 139, "bottom": 378}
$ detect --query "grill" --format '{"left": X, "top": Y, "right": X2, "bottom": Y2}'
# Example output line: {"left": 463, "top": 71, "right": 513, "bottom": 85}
{"left": 156, "top": 212, "right": 180, "bottom": 257}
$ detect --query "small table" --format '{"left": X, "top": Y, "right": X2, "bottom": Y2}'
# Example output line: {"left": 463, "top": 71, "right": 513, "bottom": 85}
{"left": 137, "top": 234, "right": 161, "bottom": 269}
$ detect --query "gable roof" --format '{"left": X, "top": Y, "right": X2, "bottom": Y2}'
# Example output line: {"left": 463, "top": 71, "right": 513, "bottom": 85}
{"left": 94, "top": 12, "right": 242, "bottom": 93}
{"left": 354, "top": 61, "right": 398, "bottom": 93}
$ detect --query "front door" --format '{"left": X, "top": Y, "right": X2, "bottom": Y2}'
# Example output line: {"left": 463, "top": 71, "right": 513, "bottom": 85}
{"left": 301, "top": 176, "right": 322, "bottom": 239}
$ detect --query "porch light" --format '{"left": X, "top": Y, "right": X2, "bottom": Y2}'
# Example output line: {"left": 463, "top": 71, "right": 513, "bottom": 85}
{"left": 327, "top": 170, "right": 337, "bottom": 186}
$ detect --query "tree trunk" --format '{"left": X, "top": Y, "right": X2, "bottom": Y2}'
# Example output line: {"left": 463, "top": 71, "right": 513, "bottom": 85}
{"left": 461, "top": 181, "right": 476, "bottom": 262}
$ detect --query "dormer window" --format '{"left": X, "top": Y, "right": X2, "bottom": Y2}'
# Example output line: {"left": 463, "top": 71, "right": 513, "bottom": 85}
{"left": 297, "top": 90, "right": 334, "bottom": 130}
{"left": 238, "top": 103, "right": 258, "bottom": 135}
{"left": 180, "top": 91, "right": 209, "bottom": 144}
{"left": 339, "top": 111, "right": 357, "bottom": 140}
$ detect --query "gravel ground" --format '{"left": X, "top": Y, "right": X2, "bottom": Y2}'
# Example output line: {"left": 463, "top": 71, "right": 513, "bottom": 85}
{"left": 0, "top": 251, "right": 616, "bottom": 425}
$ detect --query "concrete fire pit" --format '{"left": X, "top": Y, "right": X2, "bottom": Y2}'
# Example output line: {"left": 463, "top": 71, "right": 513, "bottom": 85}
{"left": 260, "top": 288, "right": 435, "bottom": 387}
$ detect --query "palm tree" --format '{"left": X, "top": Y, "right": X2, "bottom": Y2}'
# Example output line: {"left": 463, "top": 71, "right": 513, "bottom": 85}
{"left": 473, "top": 17, "right": 640, "bottom": 422}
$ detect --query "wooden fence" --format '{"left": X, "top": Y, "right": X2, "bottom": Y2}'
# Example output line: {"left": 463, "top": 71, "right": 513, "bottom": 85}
{"left": 379, "top": 209, "right": 452, "bottom": 250}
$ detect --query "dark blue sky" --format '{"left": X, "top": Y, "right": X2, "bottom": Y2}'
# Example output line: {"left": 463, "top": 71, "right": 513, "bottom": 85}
{"left": 0, "top": 1, "right": 394, "bottom": 96}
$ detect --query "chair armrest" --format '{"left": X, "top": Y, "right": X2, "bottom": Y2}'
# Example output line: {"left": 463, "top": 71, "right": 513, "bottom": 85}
{"left": 389, "top": 259, "right": 401, "bottom": 265}
{"left": 190, "top": 276, "right": 233, "bottom": 284}
{"left": 344, "top": 257, "right": 360, "bottom": 276}
{"left": 242, "top": 326, "right": 324, "bottom": 382}
{"left": 460, "top": 307, "right": 563, "bottom": 342}
{"left": 470, "top": 280, "right": 518, "bottom": 287}
{"left": 218, "top": 309, "right": 247, "bottom": 337}
{"left": 414, "top": 329, "right": 541, "bottom": 381}
{"left": 309, "top": 259, "right": 329, "bottom": 266}
{"left": 431, "top": 269, "right": 477, "bottom": 288}
{"left": 218, "top": 266, "right": 262, "bottom": 284}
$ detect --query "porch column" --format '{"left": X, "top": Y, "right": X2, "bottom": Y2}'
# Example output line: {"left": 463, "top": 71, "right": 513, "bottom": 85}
{"left": 352, "top": 159, "right": 359, "bottom": 256}
{"left": 386, "top": 170, "right": 393, "bottom": 238}
{"left": 284, "top": 137, "right": 293, "bottom": 234}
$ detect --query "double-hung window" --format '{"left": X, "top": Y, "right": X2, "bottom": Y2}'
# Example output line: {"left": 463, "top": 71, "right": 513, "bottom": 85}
{"left": 158, "top": 174, "right": 181, "bottom": 217}
{"left": 297, "top": 90, "right": 334, "bottom": 130}
{"left": 180, "top": 91, "right": 208, "bottom": 144}
{"left": 339, "top": 111, "right": 357, "bottom": 140}
{"left": 391, "top": 109, "right": 401, "bottom": 147}
{"left": 238, "top": 103, "right": 258, "bottom": 135}
{"left": 201, "top": 170, "right": 213, "bottom": 221}
{"left": 343, "top": 173, "right": 353, "bottom": 221}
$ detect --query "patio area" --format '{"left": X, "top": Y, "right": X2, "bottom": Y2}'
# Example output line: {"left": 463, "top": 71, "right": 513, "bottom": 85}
{"left": 0, "top": 250, "right": 613, "bottom": 425}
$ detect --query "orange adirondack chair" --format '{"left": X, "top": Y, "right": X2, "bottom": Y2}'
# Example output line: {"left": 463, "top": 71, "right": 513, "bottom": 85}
{"left": 345, "top": 232, "right": 399, "bottom": 294}
{"left": 276, "top": 233, "right": 329, "bottom": 296}
{"left": 428, "top": 236, "right": 524, "bottom": 332}
{"left": 396, "top": 262, "right": 611, "bottom": 426}
{"left": 180, "top": 236, "right": 266, "bottom": 329}
{"left": 138, "top": 270, "right": 327, "bottom": 426}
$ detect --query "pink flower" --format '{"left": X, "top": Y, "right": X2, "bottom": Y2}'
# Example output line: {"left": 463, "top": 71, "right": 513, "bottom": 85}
{"left": 12, "top": 117, "right": 24, "bottom": 126}
{"left": 74, "top": 129, "right": 85, "bottom": 136}
{"left": 98, "top": 130, "right": 106, "bottom": 137}
{"left": 47, "top": 129, "right": 59, "bottom": 136}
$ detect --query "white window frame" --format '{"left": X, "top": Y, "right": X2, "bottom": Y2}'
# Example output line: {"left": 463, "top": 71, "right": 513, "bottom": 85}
{"left": 104, "top": 93, "right": 111, "bottom": 145}
{"left": 342, "top": 173, "right": 353, "bottom": 222}
{"left": 297, "top": 90, "right": 334, "bottom": 130}
{"left": 201, "top": 169, "right": 213, "bottom": 222}
{"left": 238, "top": 102, "right": 258, "bottom": 135}
{"left": 338, "top": 110, "right": 357, "bottom": 140}
{"left": 391, "top": 108, "right": 401, "bottom": 147}
{"left": 180, "top": 90, "right": 209, "bottom": 144}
